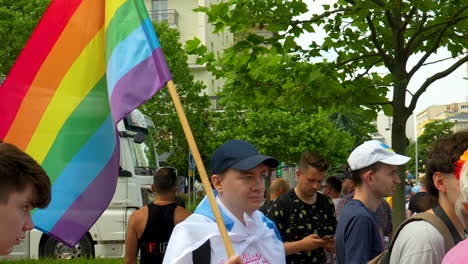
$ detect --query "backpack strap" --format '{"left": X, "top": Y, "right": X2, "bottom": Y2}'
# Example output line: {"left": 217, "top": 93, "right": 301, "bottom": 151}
{"left": 369, "top": 211, "right": 456, "bottom": 264}
{"left": 403, "top": 212, "right": 455, "bottom": 252}
{"left": 432, "top": 205, "right": 463, "bottom": 245}
{"left": 368, "top": 217, "right": 421, "bottom": 264}
{"left": 387, "top": 216, "right": 425, "bottom": 252}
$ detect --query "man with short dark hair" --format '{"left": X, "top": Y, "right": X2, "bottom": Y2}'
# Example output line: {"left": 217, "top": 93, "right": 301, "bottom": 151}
{"left": 0, "top": 141, "right": 51, "bottom": 255}
{"left": 267, "top": 152, "right": 336, "bottom": 264}
{"left": 125, "top": 167, "right": 192, "bottom": 264}
{"left": 322, "top": 176, "right": 343, "bottom": 211}
{"left": 163, "top": 140, "right": 285, "bottom": 264}
{"left": 407, "top": 175, "right": 429, "bottom": 217}
{"left": 335, "top": 140, "right": 410, "bottom": 264}
{"left": 336, "top": 177, "right": 393, "bottom": 238}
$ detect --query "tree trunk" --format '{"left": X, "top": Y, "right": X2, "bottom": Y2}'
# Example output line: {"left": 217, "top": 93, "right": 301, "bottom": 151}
{"left": 391, "top": 88, "right": 411, "bottom": 228}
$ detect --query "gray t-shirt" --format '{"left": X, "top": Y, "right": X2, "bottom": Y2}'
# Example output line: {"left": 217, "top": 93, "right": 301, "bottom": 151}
{"left": 390, "top": 221, "right": 445, "bottom": 264}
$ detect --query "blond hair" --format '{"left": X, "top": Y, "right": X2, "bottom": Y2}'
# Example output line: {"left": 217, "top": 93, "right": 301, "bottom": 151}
{"left": 269, "top": 178, "right": 290, "bottom": 196}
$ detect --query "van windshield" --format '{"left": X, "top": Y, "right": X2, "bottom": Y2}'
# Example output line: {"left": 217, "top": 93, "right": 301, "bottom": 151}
{"left": 127, "top": 127, "right": 158, "bottom": 176}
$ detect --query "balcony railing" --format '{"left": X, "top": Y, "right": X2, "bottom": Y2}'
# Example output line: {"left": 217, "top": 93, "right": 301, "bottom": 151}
{"left": 148, "top": 9, "right": 178, "bottom": 28}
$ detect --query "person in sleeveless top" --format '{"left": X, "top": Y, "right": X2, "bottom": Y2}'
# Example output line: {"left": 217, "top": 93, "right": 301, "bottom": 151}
{"left": 125, "top": 167, "right": 192, "bottom": 264}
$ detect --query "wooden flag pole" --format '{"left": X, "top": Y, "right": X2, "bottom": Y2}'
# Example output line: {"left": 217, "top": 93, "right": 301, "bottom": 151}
{"left": 166, "top": 80, "right": 235, "bottom": 257}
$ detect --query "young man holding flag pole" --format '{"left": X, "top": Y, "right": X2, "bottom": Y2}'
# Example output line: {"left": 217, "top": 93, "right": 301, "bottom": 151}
{"left": 164, "top": 77, "right": 285, "bottom": 264}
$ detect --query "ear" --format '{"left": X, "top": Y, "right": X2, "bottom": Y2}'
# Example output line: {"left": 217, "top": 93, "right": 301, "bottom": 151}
{"left": 433, "top": 172, "right": 447, "bottom": 192}
{"left": 295, "top": 170, "right": 301, "bottom": 178}
{"left": 151, "top": 184, "right": 156, "bottom": 192}
{"left": 362, "top": 170, "right": 375, "bottom": 185}
{"left": 211, "top": 174, "right": 224, "bottom": 192}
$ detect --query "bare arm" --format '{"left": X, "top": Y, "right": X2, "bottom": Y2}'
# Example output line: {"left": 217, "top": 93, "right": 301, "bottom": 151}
{"left": 174, "top": 206, "right": 192, "bottom": 225}
{"left": 125, "top": 213, "right": 139, "bottom": 264}
{"left": 285, "top": 240, "right": 306, "bottom": 256}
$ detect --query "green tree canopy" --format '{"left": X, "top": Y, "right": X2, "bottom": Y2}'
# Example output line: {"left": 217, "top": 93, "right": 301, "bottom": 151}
{"left": 406, "top": 120, "right": 454, "bottom": 175}
{"left": 210, "top": 109, "right": 355, "bottom": 170}
{"left": 187, "top": 0, "right": 468, "bottom": 225}
{"left": 0, "top": 0, "right": 50, "bottom": 75}
{"left": 328, "top": 108, "right": 377, "bottom": 147}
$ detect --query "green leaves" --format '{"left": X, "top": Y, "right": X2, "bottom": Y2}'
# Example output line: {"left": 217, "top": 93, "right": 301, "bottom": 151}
{"left": 382, "top": 104, "right": 393, "bottom": 117}
{"left": 0, "top": 0, "right": 50, "bottom": 75}
{"left": 188, "top": 0, "right": 468, "bottom": 185}
{"left": 211, "top": 109, "right": 355, "bottom": 167}
{"left": 140, "top": 22, "right": 212, "bottom": 176}
{"left": 406, "top": 121, "right": 455, "bottom": 173}
{"left": 184, "top": 38, "right": 202, "bottom": 54}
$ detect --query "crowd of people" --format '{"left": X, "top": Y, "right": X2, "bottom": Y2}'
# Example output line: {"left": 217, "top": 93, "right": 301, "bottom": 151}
{"left": 148, "top": 133, "right": 468, "bottom": 264}
{"left": 1, "top": 131, "right": 467, "bottom": 264}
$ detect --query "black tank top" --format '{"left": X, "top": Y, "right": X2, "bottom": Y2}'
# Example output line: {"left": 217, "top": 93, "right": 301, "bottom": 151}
{"left": 138, "top": 203, "right": 177, "bottom": 264}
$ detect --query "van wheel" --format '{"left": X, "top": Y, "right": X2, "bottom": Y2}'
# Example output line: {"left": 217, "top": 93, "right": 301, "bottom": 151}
{"left": 42, "top": 234, "right": 94, "bottom": 259}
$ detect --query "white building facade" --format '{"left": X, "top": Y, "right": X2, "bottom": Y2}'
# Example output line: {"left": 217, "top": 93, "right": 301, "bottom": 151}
{"left": 144, "top": 0, "right": 234, "bottom": 108}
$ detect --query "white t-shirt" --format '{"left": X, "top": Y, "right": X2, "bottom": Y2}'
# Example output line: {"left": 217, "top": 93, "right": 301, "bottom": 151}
{"left": 390, "top": 221, "right": 445, "bottom": 264}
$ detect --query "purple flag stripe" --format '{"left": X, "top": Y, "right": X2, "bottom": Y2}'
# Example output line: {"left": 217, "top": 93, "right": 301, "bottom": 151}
{"left": 110, "top": 48, "right": 172, "bottom": 122}
{"left": 49, "top": 142, "right": 119, "bottom": 247}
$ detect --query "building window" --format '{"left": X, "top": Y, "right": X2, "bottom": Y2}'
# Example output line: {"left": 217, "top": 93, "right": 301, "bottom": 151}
{"left": 152, "top": 0, "right": 167, "bottom": 11}
{"left": 150, "top": 0, "right": 178, "bottom": 27}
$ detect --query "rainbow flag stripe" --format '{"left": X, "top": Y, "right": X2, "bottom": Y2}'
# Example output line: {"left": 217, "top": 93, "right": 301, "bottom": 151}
{"left": 0, "top": 0, "right": 171, "bottom": 246}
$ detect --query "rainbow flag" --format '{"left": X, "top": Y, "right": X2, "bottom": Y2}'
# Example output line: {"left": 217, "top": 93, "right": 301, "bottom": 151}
{"left": 0, "top": 0, "right": 171, "bottom": 246}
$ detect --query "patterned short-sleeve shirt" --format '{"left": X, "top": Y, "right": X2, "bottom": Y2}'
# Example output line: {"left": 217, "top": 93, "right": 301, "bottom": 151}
{"left": 266, "top": 189, "right": 337, "bottom": 264}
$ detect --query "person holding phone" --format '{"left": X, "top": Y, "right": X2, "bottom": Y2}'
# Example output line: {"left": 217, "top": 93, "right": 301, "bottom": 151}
{"left": 267, "top": 152, "right": 336, "bottom": 264}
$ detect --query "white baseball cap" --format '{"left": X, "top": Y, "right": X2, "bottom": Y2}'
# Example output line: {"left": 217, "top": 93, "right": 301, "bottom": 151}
{"left": 347, "top": 140, "right": 411, "bottom": 171}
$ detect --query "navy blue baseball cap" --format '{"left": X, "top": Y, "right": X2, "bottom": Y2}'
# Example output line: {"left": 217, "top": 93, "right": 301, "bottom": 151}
{"left": 210, "top": 140, "right": 279, "bottom": 175}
